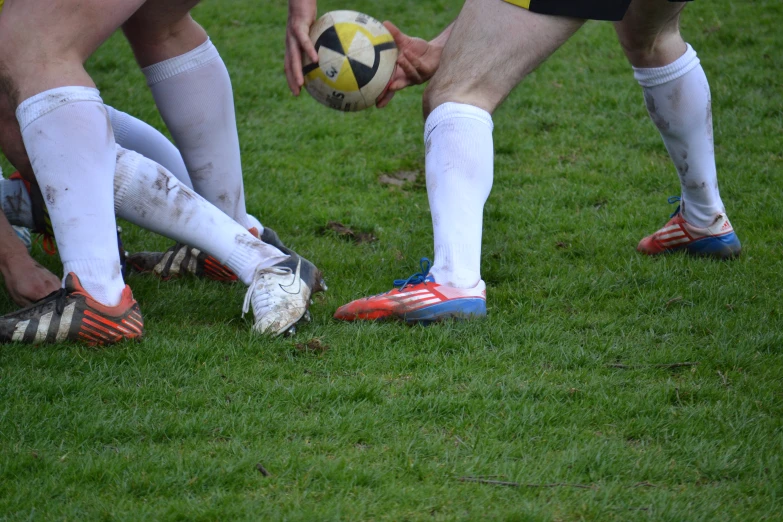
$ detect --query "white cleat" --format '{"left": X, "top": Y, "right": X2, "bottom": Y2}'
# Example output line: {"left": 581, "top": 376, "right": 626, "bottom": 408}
{"left": 242, "top": 259, "right": 311, "bottom": 336}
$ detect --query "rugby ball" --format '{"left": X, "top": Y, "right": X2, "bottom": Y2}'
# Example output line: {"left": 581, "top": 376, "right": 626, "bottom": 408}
{"left": 302, "top": 10, "right": 398, "bottom": 111}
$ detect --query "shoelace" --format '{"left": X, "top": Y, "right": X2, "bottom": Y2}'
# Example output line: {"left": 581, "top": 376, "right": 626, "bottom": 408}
{"left": 30, "top": 287, "right": 69, "bottom": 315}
{"left": 393, "top": 258, "right": 432, "bottom": 291}
{"left": 241, "top": 266, "right": 294, "bottom": 317}
{"left": 40, "top": 235, "right": 57, "bottom": 256}
{"left": 668, "top": 195, "right": 682, "bottom": 218}
{"left": 53, "top": 288, "right": 68, "bottom": 315}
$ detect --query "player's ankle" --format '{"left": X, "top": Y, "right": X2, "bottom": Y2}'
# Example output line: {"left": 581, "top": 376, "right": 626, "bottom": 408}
{"left": 681, "top": 201, "right": 724, "bottom": 229}
{"left": 430, "top": 267, "right": 480, "bottom": 289}
{"left": 63, "top": 261, "right": 125, "bottom": 307}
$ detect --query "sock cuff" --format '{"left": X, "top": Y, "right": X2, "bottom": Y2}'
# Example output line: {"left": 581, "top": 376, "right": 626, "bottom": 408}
{"left": 62, "top": 259, "right": 125, "bottom": 306}
{"left": 424, "top": 102, "right": 493, "bottom": 141}
{"left": 142, "top": 38, "right": 219, "bottom": 85}
{"left": 633, "top": 44, "right": 700, "bottom": 88}
{"left": 226, "top": 238, "right": 287, "bottom": 285}
{"left": 16, "top": 86, "right": 103, "bottom": 130}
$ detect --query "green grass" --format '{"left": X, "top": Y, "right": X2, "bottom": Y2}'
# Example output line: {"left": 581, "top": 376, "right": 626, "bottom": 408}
{"left": 2, "top": 0, "right": 783, "bottom": 519}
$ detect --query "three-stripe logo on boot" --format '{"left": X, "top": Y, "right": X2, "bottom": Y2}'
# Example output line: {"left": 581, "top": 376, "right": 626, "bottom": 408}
{"left": 637, "top": 204, "right": 741, "bottom": 259}
{"left": 655, "top": 223, "right": 692, "bottom": 248}
{"left": 1, "top": 273, "right": 144, "bottom": 346}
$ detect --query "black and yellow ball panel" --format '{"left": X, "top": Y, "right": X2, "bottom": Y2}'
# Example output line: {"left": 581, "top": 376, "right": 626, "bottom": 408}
{"left": 303, "top": 11, "right": 398, "bottom": 112}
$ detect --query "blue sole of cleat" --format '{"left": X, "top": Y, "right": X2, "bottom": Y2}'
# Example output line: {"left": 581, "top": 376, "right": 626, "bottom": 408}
{"left": 402, "top": 298, "right": 487, "bottom": 324}
{"left": 684, "top": 232, "right": 742, "bottom": 259}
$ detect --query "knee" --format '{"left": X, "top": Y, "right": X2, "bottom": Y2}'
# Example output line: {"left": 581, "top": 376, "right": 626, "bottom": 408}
{"left": 123, "top": 13, "right": 206, "bottom": 66}
{"left": 616, "top": 28, "right": 654, "bottom": 62}
{"left": 617, "top": 26, "right": 685, "bottom": 68}
{"left": 123, "top": 14, "right": 192, "bottom": 49}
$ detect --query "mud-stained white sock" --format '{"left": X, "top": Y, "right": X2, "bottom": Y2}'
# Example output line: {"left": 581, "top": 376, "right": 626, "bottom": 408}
{"left": 17, "top": 87, "right": 125, "bottom": 306}
{"left": 106, "top": 105, "right": 192, "bottom": 189}
{"left": 0, "top": 178, "right": 33, "bottom": 228}
{"left": 143, "top": 39, "right": 253, "bottom": 229}
{"left": 634, "top": 44, "right": 724, "bottom": 227}
{"left": 113, "top": 147, "right": 286, "bottom": 284}
{"left": 424, "top": 102, "right": 493, "bottom": 289}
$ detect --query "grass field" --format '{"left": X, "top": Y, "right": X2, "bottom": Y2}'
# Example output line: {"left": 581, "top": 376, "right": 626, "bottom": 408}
{"left": 1, "top": 0, "right": 782, "bottom": 520}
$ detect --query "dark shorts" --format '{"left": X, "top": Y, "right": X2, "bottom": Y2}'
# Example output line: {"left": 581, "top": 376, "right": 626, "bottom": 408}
{"left": 503, "top": 0, "right": 691, "bottom": 22}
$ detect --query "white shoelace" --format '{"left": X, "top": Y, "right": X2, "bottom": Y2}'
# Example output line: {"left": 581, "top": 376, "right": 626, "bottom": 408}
{"left": 241, "top": 266, "right": 293, "bottom": 317}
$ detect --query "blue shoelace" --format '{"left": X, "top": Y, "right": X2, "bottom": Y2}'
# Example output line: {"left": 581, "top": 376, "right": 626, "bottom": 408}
{"left": 393, "top": 258, "right": 432, "bottom": 291}
{"left": 668, "top": 195, "right": 682, "bottom": 218}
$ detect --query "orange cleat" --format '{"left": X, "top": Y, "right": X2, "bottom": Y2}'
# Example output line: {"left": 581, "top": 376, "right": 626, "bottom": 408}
{"left": 0, "top": 273, "right": 143, "bottom": 346}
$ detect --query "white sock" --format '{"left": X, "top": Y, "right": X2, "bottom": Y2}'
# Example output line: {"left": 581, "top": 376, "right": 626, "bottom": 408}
{"left": 17, "top": 87, "right": 125, "bottom": 306}
{"left": 0, "top": 178, "right": 33, "bottom": 228}
{"left": 634, "top": 44, "right": 724, "bottom": 227}
{"left": 0, "top": 106, "right": 194, "bottom": 228}
{"left": 113, "top": 147, "right": 286, "bottom": 284}
{"left": 106, "top": 105, "right": 192, "bottom": 189}
{"left": 143, "top": 39, "right": 253, "bottom": 229}
{"left": 425, "top": 102, "right": 493, "bottom": 289}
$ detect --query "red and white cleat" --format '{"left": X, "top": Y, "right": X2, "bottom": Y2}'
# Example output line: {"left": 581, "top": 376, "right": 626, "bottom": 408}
{"left": 637, "top": 198, "right": 741, "bottom": 259}
{"left": 334, "top": 259, "right": 487, "bottom": 323}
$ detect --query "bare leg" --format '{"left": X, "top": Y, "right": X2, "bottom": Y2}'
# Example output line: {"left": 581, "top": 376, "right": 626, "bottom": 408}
{"left": 614, "top": 0, "right": 686, "bottom": 68}
{"left": 122, "top": 0, "right": 205, "bottom": 68}
{"left": 0, "top": 0, "right": 145, "bottom": 306}
{"left": 334, "top": 2, "right": 586, "bottom": 321}
{"left": 0, "top": 83, "right": 31, "bottom": 181}
{"left": 422, "top": 0, "right": 583, "bottom": 287}
{"left": 617, "top": 0, "right": 726, "bottom": 228}
{"left": 424, "top": 0, "right": 584, "bottom": 116}
{"left": 0, "top": 0, "right": 136, "bottom": 312}
{"left": 0, "top": 0, "right": 142, "bottom": 100}
{"left": 123, "top": 1, "right": 259, "bottom": 230}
